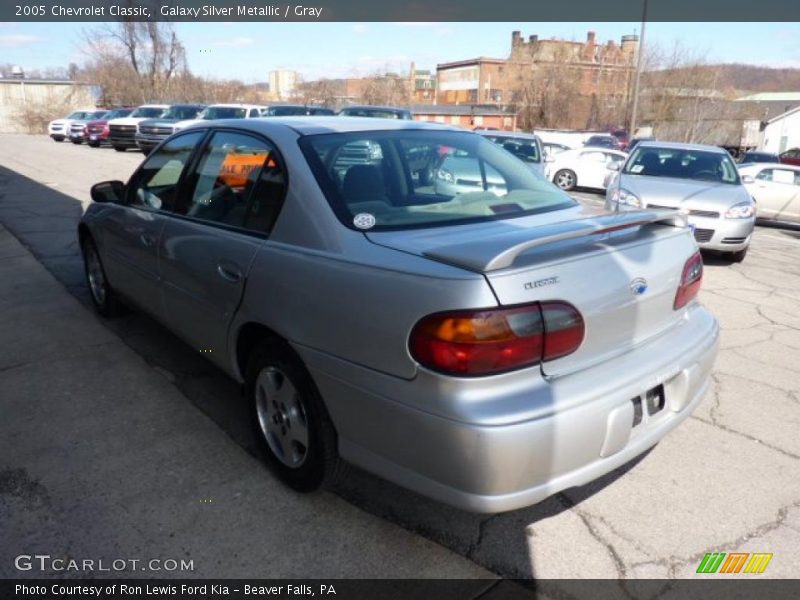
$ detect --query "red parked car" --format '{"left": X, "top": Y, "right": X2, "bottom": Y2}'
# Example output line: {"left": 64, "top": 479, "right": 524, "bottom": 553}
{"left": 84, "top": 107, "right": 134, "bottom": 148}
{"left": 779, "top": 148, "right": 800, "bottom": 166}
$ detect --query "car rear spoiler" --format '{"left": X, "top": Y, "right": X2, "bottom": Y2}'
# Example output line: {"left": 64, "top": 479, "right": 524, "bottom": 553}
{"left": 424, "top": 209, "right": 687, "bottom": 272}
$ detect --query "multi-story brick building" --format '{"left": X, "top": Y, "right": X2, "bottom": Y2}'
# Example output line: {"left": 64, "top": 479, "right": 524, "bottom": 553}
{"left": 436, "top": 31, "right": 639, "bottom": 129}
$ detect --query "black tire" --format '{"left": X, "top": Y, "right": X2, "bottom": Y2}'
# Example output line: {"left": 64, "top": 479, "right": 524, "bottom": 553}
{"left": 554, "top": 169, "right": 577, "bottom": 191}
{"left": 87, "top": 142, "right": 100, "bottom": 148}
{"left": 246, "top": 340, "right": 342, "bottom": 492}
{"left": 113, "top": 145, "right": 126, "bottom": 152}
{"left": 53, "top": 137, "right": 64, "bottom": 142}
{"left": 71, "top": 140, "right": 82, "bottom": 145}
{"left": 81, "top": 237, "right": 124, "bottom": 317}
{"left": 727, "top": 247, "right": 748, "bottom": 263}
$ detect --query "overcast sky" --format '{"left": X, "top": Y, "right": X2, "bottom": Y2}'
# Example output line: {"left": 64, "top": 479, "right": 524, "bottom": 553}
{"left": 2, "top": 21, "right": 799, "bottom": 82}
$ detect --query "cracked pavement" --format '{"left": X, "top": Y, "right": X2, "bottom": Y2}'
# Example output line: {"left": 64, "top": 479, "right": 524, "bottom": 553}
{"left": 1, "top": 134, "right": 799, "bottom": 581}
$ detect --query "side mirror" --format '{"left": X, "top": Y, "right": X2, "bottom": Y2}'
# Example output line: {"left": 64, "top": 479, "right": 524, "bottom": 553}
{"left": 607, "top": 162, "right": 621, "bottom": 172}
{"left": 91, "top": 180, "right": 124, "bottom": 204}
{"left": 741, "top": 174, "right": 755, "bottom": 184}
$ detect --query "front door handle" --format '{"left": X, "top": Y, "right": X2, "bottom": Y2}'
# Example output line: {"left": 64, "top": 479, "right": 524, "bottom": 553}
{"left": 217, "top": 263, "right": 242, "bottom": 282}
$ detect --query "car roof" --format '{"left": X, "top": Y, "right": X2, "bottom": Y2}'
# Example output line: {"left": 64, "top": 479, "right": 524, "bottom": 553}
{"left": 477, "top": 130, "right": 540, "bottom": 140}
{"left": 206, "top": 103, "right": 264, "bottom": 108}
{"left": 182, "top": 116, "right": 463, "bottom": 136}
{"left": 340, "top": 105, "right": 410, "bottom": 112}
{"left": 636, "top": 141, "right": 728, "bottom": 154}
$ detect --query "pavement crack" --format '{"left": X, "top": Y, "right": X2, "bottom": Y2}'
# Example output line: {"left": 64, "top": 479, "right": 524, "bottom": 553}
{"left": 666, "top": 500, "right": 800, "bottom": 576}
{"left": 690, "top": 415, "right": 800, "bottom": 460}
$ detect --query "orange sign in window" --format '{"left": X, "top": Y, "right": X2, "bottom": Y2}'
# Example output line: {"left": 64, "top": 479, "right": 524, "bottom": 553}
{"left": 218, "top": 151, "right": 269, "bottom": 188}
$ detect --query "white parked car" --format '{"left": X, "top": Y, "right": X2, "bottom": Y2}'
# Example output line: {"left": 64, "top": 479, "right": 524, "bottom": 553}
{"left": 48, "top": 109, "right": 98, "bottom": 142}
{"left": 173, "top": 104, "right": 266, "bottom": 131}
{"left": 545, "top": 148, "right": 628, "bottom": 191}
{"left": 738, "top": 162, "right": 800, "bottom": 225}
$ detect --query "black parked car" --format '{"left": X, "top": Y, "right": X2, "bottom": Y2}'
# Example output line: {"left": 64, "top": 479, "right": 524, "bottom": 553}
{"left": 584, "top": 134, "right": 622, "bottom": 149}
{"left": 338, "top": 105, "right": 413, "bottom": 120}
{"left": 737, "top": 151, "right": 781, "bottom": 165}
{"left": 263, "top": 105, "right": 335, "bottom": 116}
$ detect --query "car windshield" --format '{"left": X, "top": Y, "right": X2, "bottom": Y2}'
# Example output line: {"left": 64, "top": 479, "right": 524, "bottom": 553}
{"left": 340, "top": 108, "right": 408, "bottom": 119}
{"left": 484, "top": 136, "right": 540, "bottom": 164}
{"left": 623, "top": 146, "right": 740, "bottom": 184}
{"left": 105, "top": 109, "right": 132, "bottom": 119}
{"left": 162, "top": 105, "right": 201, "bottom": 119}
{"left": 266, "top": 106, "right": 309, "bottom": 116}
{"left": 89, "top": 110, "right": 108, "bottom": 119}
{"left": 200, "top": 106, "right": 247, "bottom": 119}
{"left": 299, "top": 130, "right": 575, "bottom": 231}
{"left": 67, "top": 111, "right": 90, "bottom": 119}
{"left": 131, "top": 107, "right": 166, "bottom": 118}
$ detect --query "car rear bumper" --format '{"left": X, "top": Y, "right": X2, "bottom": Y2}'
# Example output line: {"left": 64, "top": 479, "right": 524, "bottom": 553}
{"left": 295, "top": 303, "right": 719, "bottom": 513}
{"left": 689, "top": 215, "right": 755, "bottom": 252}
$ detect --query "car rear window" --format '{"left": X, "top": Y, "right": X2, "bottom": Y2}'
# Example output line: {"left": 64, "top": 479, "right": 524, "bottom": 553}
{"left": 299, "top": 130, "right": 575, "bottom": 231}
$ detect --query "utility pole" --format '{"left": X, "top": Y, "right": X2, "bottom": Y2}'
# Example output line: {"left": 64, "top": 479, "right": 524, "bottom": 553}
{"left": 629, "top": 0, "right": 648, "bottom": 137}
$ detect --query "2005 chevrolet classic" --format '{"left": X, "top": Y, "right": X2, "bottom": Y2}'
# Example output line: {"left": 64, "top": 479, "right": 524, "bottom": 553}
{"left": 79, "top": 118, "right": 719, "bottom": 513}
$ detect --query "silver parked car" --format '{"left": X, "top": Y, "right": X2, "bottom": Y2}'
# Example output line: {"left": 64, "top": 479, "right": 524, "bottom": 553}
{"left": 79, "top": 118, "right": 719, "bottom": 513}
{"left": 477, "top": 131, "right": 546, "bottom": 177}
{"left": 606, "top": 142, "right": 756, "bottom": 262}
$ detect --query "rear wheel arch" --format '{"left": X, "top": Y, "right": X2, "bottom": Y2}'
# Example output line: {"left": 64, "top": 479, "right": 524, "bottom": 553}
{"left": 235, "top": 322, "right": 286, "bottom": 381}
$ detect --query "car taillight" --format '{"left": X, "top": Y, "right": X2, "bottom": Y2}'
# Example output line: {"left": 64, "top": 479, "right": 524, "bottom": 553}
{"left": 674, "top": 251, "right": 703, "bottom": 310}
{"left": 409, "top": 302, "right": 584, "bottom": 376}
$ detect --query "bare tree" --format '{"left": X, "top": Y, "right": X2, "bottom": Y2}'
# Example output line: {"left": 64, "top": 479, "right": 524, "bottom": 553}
{"left": 81, "top": 21, "right": 190, "bottom": 104}
{"left": 638, "top": 41, "right": 740, "bottom": 145}
{"left": 295, "top": 78, "right": 340, "bottom": 107}
{"left": 358, "top": 72, "right": 411, "bottom": 106}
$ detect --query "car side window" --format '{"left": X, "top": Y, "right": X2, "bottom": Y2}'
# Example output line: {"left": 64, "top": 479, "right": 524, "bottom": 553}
{"left": 248, "top": 108, "right": 259, "bottom": 118}
{"left": 180, "top": 131, "right": 287, "bottom": 234}
{"left": 126, "top": 132, "right": 203, "bottom": 211}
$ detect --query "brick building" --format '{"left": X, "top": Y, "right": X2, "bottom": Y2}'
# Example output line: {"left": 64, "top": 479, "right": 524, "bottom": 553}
{"left": 436, "top": 31, "right": 638, "bottom": 129}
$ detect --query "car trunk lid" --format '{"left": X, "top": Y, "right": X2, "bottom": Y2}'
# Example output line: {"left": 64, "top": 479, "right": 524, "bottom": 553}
{"left": 367, "top": 206, "right": 695, "bottom": 377}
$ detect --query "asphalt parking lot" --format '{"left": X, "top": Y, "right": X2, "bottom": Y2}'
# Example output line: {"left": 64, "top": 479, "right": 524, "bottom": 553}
{"left": 1, "top": 134, "right": 799, "bottom": 582}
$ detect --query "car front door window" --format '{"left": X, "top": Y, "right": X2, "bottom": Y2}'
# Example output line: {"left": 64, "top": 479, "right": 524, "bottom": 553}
{"left": 127, "top": 132, "right": 204, "bottom": 211}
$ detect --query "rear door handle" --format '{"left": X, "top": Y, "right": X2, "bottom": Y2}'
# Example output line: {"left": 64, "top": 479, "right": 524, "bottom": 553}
{"left": 217, "top": 263, "right": 242, "bottom": 282}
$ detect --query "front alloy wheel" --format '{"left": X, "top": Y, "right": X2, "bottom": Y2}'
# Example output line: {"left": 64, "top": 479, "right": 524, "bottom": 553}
{"left": 82, "top": 238, "right": 123, "bottom": 317}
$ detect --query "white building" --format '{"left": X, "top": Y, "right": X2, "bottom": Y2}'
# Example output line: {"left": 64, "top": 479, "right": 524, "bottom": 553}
{"left": 268, "top": 69, "right": 299, "bottom": 101}
{"left": 762, "top": 105, "right": 800, "bottom": 154}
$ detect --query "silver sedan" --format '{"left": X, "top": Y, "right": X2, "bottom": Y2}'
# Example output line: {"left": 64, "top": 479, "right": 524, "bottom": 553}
{"left": 79, "top": 119, "right": 718, "bottom": 513}
{"left": 605, "top": 141, "right": 756, "bottom": 263}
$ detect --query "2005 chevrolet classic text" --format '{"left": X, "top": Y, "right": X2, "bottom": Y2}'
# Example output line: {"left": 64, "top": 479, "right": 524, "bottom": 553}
{"left": 79, "top": 118, "right": 719, "bottom": 513}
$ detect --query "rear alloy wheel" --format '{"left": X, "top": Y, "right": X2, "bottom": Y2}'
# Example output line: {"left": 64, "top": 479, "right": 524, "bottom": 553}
{"left": 554, "top": 169, "right": 577, "bottom": 191}
{"left": 82, "top": 237, "right": 124, "bottom": 317}
{"left": 728, "top": 247, "right": 748, "bottom": 263}
{"left": 247, "top": 341, "right": 342, "bottom": 492}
